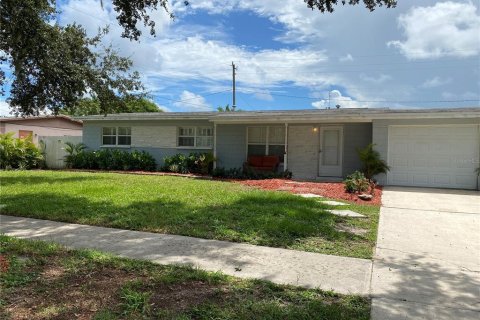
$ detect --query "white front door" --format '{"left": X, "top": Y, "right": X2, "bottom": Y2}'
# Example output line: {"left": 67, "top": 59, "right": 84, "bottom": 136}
{"left": 319, "top": 126, "right": 343, "bottom": 177}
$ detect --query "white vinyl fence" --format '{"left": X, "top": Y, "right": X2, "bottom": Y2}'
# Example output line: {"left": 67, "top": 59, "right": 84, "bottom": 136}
{"left": 39, "top": 136, "right": 82, "bottom": 169}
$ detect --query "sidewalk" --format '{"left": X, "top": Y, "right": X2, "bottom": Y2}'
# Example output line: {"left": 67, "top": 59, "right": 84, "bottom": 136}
{"left": 0, "top": 215, "right": 372, "bottom": 295}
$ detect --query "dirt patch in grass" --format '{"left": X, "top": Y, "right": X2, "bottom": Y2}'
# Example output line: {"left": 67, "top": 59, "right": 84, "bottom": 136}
{"left": 1, "top": 236, "right": 371, "bottom": 320}
{"left": 335, "top": 223, "right": 369, "bottom": 236}
{"left": 4, "top": 264, "right": 137, "bottom": 320}
{"left": 149, "top": 280, "right": 224, "bottom": 313}
{"left": 234, "top": 179, "right": 382, "bottom": 205}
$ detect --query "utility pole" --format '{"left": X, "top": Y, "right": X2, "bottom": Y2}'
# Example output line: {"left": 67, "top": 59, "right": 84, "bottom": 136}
{"left": 231, "top": 61, "right": 237, "bottom": 110}
{"left": 328, "top": 91, "right": 331, "bottom": 109}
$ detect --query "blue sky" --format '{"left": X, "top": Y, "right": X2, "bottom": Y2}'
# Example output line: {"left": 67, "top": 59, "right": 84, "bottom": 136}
{"left": 1, "top": 0, "right": 479, "bottom": 114}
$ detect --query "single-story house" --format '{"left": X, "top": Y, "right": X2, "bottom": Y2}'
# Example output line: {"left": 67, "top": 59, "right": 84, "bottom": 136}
{"left": 0, "top": 115, "right": 83, "bottom": 144}
{"left": 79, "top": 107, "right": 480, "bottom": 190}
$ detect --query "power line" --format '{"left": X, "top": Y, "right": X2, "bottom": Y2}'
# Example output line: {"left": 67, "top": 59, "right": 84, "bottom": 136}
{"left": 230, "top": 49, "right": 479, "bottom": 62}
{"left": 242, "top": 58, "right": 478, "bottom": 69}
{"left": 236, "top": 64, "right": 477, "bottom": 75}
{"left": 238, "top": 89, "right": 479, "bottom": 104}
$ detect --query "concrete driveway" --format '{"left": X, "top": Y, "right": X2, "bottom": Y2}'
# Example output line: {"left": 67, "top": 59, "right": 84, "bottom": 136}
{"left": 371, "top": 186, "right": 480, "bottom": 319}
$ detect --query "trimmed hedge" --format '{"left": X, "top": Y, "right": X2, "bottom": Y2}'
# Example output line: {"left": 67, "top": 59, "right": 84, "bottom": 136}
{"left": 162, "top": 152, "right": 215, "bottom": 174}
{"left": 68, "top": 148, "right": 156, "bottom": 171}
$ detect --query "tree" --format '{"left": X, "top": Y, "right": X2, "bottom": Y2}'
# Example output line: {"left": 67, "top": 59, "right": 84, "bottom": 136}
{"left": 1, "top": 0, "right": 143, "bottom": 116}
{"left": 356, "top": 143, "right": 390, "bottom": 180}
{"left": 62, "top": 97, "right": 163, "bottom": 116}
{"left": 304, "top": 0, "right": 396, "bottom": 13}
{"left": 217, "top": 104, "right": 244, "bottom": 112}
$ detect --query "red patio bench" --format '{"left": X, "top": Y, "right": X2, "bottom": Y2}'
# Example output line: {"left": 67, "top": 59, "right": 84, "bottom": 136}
{"left": 244, "top": 155, "right": 280, "bottom": 172}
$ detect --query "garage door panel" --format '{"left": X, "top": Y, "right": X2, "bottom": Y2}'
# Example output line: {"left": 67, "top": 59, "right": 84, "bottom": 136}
{"left": 387, "top": 125, "right": 479, "bottom": 190}
{"left": 412, "top": 158, "right": 429, "bottom": 167}
{"left": 433, "top": 175, "right": 451, "bottom": 185}
{"left": 413, "top": 174, "right": 430, "bottom": 185}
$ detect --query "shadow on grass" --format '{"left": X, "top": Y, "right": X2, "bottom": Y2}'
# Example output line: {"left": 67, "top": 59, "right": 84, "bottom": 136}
{"left": 0, "top": 190, "right": 365, "bottom": 252}
{"left": 0, "top": 174, "right": 104, "bottom": 186}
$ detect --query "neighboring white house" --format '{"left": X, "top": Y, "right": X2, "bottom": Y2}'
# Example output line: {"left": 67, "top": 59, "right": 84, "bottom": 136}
{"left": 0, "top": 115, "right": 83, "bottom": 144}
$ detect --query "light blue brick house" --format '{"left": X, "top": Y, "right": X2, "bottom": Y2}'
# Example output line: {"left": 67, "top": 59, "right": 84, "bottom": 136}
{"left": 79, "top": 107, "right": 480, "bottom": 190}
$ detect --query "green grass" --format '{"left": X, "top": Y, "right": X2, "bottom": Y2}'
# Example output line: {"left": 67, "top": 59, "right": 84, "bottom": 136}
{"left": 0, "top": 170, "right": 379, "bottom": 258}
{"left": 0, "top": 236, "right": 371, "bottom": 320}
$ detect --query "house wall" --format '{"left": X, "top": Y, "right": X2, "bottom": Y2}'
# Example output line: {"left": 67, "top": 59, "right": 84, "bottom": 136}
{"left": 287, "top": 123, "right": 372, "bottom": 180}
{"left": 82, "top": 120, "right": 213, "bottom": 167}
{"left": 372, "top": 118, "right": 480, "bottom": 186}
{"left": 83, "top": 120, "right": 373, "bottom": 176}
{"left": 215, "top": 124, "right": 247, "bottom": 169}
{"left": 2, "top": 119, "right": 82, "bottom": 144}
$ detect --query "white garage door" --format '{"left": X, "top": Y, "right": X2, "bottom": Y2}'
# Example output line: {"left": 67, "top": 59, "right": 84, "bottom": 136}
{"left": 388, "top": 125, "right": 479, "bottom": 189}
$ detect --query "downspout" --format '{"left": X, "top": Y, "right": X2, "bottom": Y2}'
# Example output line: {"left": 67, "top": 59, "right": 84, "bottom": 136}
{"left": 213, "top": 123, "right": 217, "bottom": 169}
{"left": 284, "top": 123, "right": 288, "bottom": 171}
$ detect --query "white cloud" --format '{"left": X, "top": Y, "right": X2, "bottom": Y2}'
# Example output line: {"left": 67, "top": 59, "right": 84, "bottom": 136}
{"left": 360, "top": 74, "right": 392, "bottom": 84}
{"left": 0, "top": 100, "right": 11, "bottom": 116}
{"left": 172, "top": 90, "right": 212, "bottom": 111}
{"left": 55, "top": 0, "right": 479, "bottom": 111}
{"left": 311, "top": 90, "right": 368, "bottom": 109}
{"left": 339, "top": 54, "right": 353, "bottom": 62}
{"left": 422, "top": 76, "right": 452, "bottom": 88}
{"left": 59, "top": 1, "right": 333, "bottom": 93}
{"left": 388, "top": 2, "right": 480, "bottom": 59}
{"left": 254, "top": 92, "right": 273, "bottom": 101}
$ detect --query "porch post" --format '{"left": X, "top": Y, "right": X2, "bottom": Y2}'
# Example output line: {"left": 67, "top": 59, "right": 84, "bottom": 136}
{"left": 213, "top": 123, "right": 217, "bottom": 169}
{"left": 284, "top": 123, "right": 288, "bottom": 171}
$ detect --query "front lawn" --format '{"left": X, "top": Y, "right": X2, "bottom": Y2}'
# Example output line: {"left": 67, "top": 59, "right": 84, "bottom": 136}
{"left": 0, "top": 236, "right": 370, "bottom": 319}
{"left": 0, "top": 170, "right": 379, "bottom": 258}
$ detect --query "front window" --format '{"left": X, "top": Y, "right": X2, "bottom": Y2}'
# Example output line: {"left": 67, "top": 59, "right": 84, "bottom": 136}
{"left": 178, "top": 126, "right": 213, "bottom": 148}
{"left": 247, "top": 126, "right": 285, "bottom": 161}
{"left": 102, "top": 127, "right": 117, "bottom": 145}
{"left": 102, "top": 127, "right": 131, "bottom": 146}
{"left": 118, "top": 127, "right": 131, "bottom": 146}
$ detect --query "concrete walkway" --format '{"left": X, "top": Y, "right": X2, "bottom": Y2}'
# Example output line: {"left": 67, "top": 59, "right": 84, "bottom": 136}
{"left": 371, "top": 187, "right": 480, "bottom": 320}
{"left": 0, "top": 214, "right": 372, "bottom": 295}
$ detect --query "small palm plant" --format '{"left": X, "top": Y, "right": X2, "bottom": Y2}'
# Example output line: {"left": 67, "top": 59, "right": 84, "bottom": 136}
{"left": 357, "top": 143, "right": 390, "bottom": 195}
{"left": 64, "top": 142, "right": 86, "bottom": 168}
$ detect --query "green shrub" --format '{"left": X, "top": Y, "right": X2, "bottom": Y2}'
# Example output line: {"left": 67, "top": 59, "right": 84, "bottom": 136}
{"left": 357, "top": 143, "right": 390, "bottom": 180}
{"left": 212, "top": 167, "right": 292, "bottom": 180}
{"left": 344, "top": 171, "right": 370, "bottom": 193}
{"left": 0, "top": 133, "right": 43, "bottom": 169}
{"left": 68, "top": 149, "right": 156, "bottom": 171}
{"left": 64, "top": 142, "right": 86, "bottom": 168}
{"left": 162, "top": 152, "right": 215, "bottom": 174}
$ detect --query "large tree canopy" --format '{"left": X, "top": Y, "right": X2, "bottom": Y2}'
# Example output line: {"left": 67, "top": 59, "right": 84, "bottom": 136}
{"left": 0, "top": 0, "right": 143, "bottom": 116}
{"left": 62, "top": 97, "right": 163, "bottom": 116}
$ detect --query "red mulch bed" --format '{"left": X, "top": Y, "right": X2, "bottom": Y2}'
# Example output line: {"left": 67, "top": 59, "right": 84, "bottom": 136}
{"left": 234, "top": 179, "right": 382, "bottom": 205}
